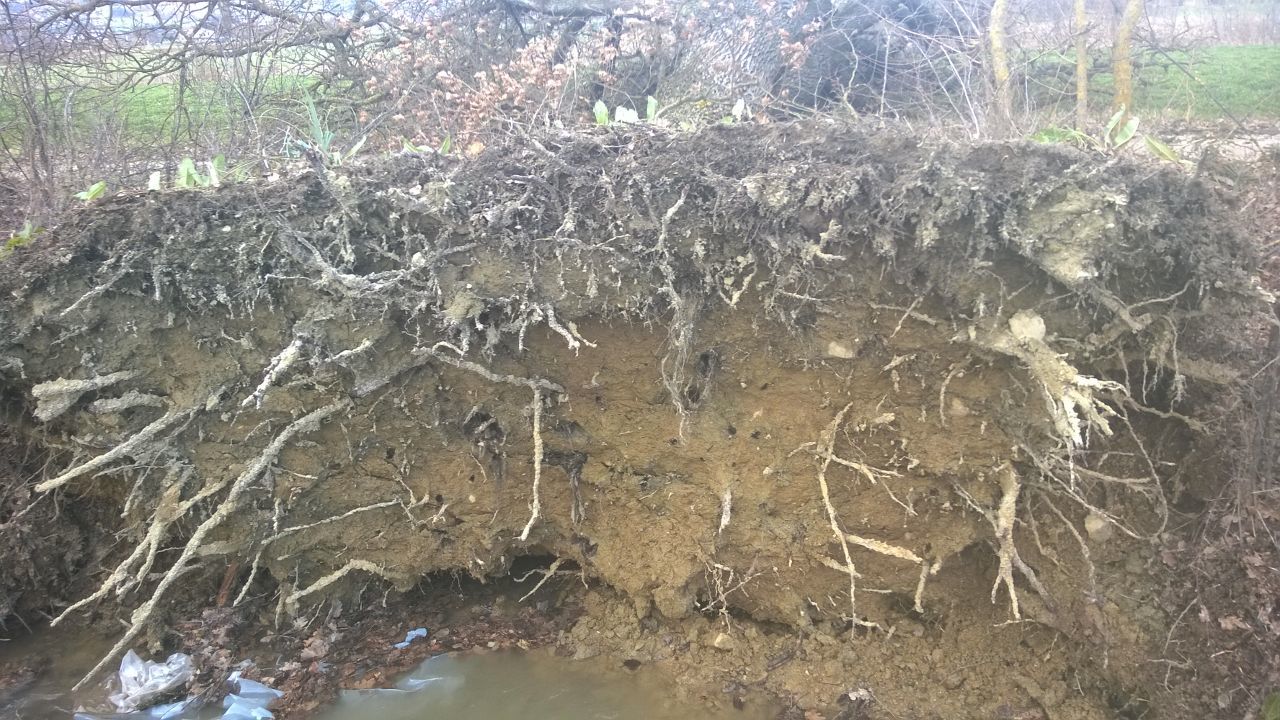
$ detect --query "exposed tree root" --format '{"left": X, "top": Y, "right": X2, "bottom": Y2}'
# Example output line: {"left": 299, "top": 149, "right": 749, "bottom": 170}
{"left": 700, "top": 555, "right": 767, "bottom": 627}
{"left": 977, "top": 310, "right": 1124, "bottom": 449}
{"left": 90, "top": 390, "right": 168, "bottom": 415}
{"left": 31, "top": 371, "right": 138, "bottom": 421}
{"left": 991, "top": 464, "right": 1024, "bottom": 619}
{"left": 243, "top": 337, "right": 306, "bottom": 409}
{"left": 36, "top": 404, "right": 202, "bottom": 493}
{"left": 285, "top": 559, "right": 409, "bottom": 612}
{"left": 843, "top": 532, "right": 939, "bottom": 614}
{"left": 660, "top": 298, "right": 697, "bottom": 438}
{"left": 1037, "top": 492, "right": 1100, "bottom": 605}
{"left": 810, "top": 447, "right": 915, "bottom": 517}
{"left": 797, "top": 404, "right": 939, "bottom": 619}
{"left": 938, "top": 359, "right": 971, "bottom": 428}
{"left": 516, "top": 557, "right": 566, "bottom": 602}
{"left": 807, "top": 403, "right": 879, "bottom": 632}
{"left": 418, "top": 347, "right": 563, "bottom": 395}
{"left": 408, "top": 348, "right": 557, "bottom": 542}
{"left": 58, "top": 250, "right": 141, "bottom": 317}
{"left": 518, "top": 385, "right": 545, "bottom": 542}
{"left": 718, "top": 486, "right": 733, "bottom": 535}
{"left": 263, "top": 500, "right": 401, "bottom": 548}
{"left": 1020, "top": 444, "right": 1151, "bottom": 541}
{"left": 0, "top": 127, "right": 1262, "bottom": 712}
{"left": 954, "top": 465, "right": 1053, "bottom": 621}
{"left": 653, "top": 189, "right": 699, "bottom": 438}
{"left": 69, "top": 399, "right": 350, "bottom": 691}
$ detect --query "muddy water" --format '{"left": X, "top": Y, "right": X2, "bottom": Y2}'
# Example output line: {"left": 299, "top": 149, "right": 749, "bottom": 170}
{"left": 0, "top": 625, "right": 119, "bottom": 719}
{"left": 2, "top": 627, "right": 770, "bottom": 720}
{"left": 317, "top": 650, "right": 774, "bottom": 720}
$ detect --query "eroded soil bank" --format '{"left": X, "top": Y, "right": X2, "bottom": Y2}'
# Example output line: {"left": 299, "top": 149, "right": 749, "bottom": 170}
{"left": 1, "top": 123, "right": 1277, "bottom": 719}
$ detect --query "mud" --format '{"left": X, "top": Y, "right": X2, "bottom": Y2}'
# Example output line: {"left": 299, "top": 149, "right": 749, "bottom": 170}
{"left": 0, "top": 122, "right": 1274, "bottom": 718}
{"left": 175, "top": 573, "right": 582, "bottom": 719}
{"left": 0, "top": 426, "right": 88, "bottom": 626}
{"left": 0, "top": 574, "right": 579, "bottom": 719}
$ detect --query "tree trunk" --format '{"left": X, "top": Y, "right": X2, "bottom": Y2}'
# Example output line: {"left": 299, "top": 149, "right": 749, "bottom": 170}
{"left": 988, "top": 0, "right": 1013, "bottom": 132}
{"left": 1074, "top": 0, "right": 1089, "bottom": 129}
{"left": 1112, "top": 0, "right": 1144, "bottom": 118}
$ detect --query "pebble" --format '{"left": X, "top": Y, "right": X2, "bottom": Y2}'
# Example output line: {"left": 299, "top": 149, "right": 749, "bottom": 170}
{"left": 826, "top": 341, "right": 855, "bottom": 359}
{"left": 1085, "top": 512, "right": 1113, "bottom": 543}
{"left": 710, "top": 632, "right": 736, "bottom": 651}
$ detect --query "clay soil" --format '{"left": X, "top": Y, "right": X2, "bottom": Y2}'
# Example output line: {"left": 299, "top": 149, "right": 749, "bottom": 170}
{"left": 0, "top": 122, "right": 1277, "bottom": 719}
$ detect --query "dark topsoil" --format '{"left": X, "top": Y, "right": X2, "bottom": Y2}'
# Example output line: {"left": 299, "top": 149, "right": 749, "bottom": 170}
{"left": 0, "top": 121, "right": 1277, "bottom": 719}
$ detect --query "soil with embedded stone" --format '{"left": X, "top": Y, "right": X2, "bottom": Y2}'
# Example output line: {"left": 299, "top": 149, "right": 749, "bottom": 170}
{"left": 0, "top": 122, "right": 1276, "bottom": 719}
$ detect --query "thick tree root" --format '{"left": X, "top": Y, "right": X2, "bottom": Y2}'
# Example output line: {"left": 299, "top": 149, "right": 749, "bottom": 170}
{"left": 36, "top": 404, "right": 203, "bottom": 493}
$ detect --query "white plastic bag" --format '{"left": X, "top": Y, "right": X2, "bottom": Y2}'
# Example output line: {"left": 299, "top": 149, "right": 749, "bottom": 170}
{"left": 73, "top": 697, "right": 198, "bottom": 720}
{"left": 220, "top": 671, "right": 284, "bottom": 719}
{"left": 108, "top": 651, "right": 195, "bottom": 712}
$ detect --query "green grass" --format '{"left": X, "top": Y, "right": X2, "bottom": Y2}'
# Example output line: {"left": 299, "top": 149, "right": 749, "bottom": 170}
{"left": 1024, "top": 44, "right": 1280, "bottom": 121}
{"left": 0, "top": 70, "right": 318, "bottom": 149}
{"left": 0, "top": 81, "right": 222, "bottom": 146}
{"left": 1134, "top": 45, "right": 1280, "bottom": 119}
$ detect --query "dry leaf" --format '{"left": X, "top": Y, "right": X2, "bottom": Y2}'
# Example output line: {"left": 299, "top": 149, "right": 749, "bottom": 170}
{"left": 1218, "top": 615, "right": 1251, "bottom": 631}
{"left": 301, "top": 635, "right": 330, "bottom": 660}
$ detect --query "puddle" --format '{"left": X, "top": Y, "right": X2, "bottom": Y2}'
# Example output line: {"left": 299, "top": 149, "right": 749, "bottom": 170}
{"left": 0, "top": 624, "right": 120, "bottom": 719}
{"left": 3, "top": 625, "right": 773, "bottom": 720}
{"left": 317, "top": 650, "right": 775, "bottom": 720}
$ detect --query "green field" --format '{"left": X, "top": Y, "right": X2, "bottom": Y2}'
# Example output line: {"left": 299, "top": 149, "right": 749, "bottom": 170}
{"left": 1027, "top": 44, "right": 1280, "bottom": 120}
{"left": 2, "top": 45, "right": 1275, "bottom": 164}
{"left": 0, "top": 71, "right": 317, "bottom": 149}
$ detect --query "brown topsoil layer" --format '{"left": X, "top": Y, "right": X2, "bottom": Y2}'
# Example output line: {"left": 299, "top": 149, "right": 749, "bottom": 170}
{"left": 0, "top": 121, "right": 1277, "bottom": 719}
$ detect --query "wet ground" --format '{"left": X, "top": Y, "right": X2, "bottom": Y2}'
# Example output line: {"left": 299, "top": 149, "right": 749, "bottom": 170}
{"left": 0, "top": 572, "right": 775, "bottom": 720}
{"left": 0, "top": 623, "right": 118, "bottom": 719}
{"left": 317, "top": 650, "right": 774, "bottom": 720}
{"left": 0, "top": 625, "right": 766, "bottom": 720}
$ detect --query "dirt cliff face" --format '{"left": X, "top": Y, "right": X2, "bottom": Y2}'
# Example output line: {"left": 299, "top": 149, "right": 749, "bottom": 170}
{"left": 0, "top": 123, "right": 1270, "bottom": 717}
{"left": 0, "top": 426, "right": 88, "bottom": 626}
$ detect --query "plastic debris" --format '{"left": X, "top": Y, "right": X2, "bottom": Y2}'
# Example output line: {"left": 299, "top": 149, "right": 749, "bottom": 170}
{"left": 220, "top": 672, "right": 284, "bottom": 720}
{"left": 73, "top": 697, "right": 200, "bottom": 720}
{"left": 74, "top": 658, "right": 280, "bottom": 720}
{"left": 392, "top": 628, "right": 428, "bottom": 649}
{"left": 397, "top": 677, "right": 440, "bottom": 691}
{"left": 334, "top": 655, "right": 463, "bottom": 704}
{"left": 222, "top": 699, "right": 273, "bottom": 720}
{"left": 108, "top": 651, "right": 194, "bottom": 713}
